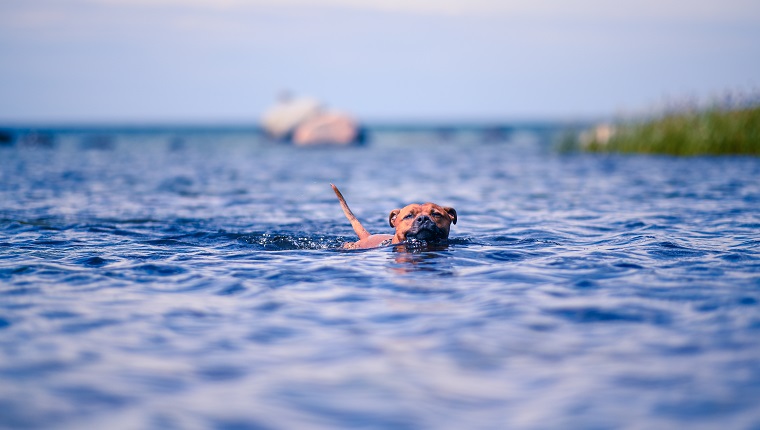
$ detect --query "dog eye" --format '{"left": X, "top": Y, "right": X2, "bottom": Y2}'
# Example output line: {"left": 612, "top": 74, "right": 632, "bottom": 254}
{"left": 431, "top": 212, "right": 441, "bottom": 218}
{"left": 404, "top": 213, "right": 414, "bottom": 220}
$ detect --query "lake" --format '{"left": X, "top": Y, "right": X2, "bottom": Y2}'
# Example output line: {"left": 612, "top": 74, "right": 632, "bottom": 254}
{"left": 1, "top": 126, "right": 759, "bottom": 429}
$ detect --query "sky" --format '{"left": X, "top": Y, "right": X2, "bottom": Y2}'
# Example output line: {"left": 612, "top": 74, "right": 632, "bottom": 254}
{"left": 1, "top": 0, "right": 758, "bottom": 124}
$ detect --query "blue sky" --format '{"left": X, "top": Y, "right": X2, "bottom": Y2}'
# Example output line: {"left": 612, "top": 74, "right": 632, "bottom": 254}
{"left": 1, "top": 0, "right": 758, "bottom": 124}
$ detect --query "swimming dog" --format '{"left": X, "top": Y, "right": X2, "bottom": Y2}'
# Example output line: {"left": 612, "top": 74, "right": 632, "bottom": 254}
{"left": 331, "top": 184, "right": 456, "bottom": 249}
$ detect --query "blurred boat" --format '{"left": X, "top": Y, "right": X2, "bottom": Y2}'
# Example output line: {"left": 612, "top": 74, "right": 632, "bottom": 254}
{"left": 292, "top": 111, "right": 364, "bottom": 146}
{"left": 261, "top": 95, "right": 322, "bottom": 141}
{"left": 260, "top": 94, "right": 365, "bottom": 146}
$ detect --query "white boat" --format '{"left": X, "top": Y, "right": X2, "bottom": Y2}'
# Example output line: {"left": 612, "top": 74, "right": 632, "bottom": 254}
{"left": 261, "top": 94, "right": 365, "bottom": 145}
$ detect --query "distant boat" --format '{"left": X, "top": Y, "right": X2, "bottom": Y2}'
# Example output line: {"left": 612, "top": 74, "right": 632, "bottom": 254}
{"left": 260, "top": 94, "right": 365, "bottom": 146}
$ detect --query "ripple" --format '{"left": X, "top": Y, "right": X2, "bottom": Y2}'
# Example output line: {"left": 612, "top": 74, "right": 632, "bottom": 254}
{"left": 0, "top": 360, "right": 72, "bottom": 380}
{"left": 79, "top": 256, "right": 109, "bottom": 267}
{"left": 60, "top": 319, "right": 121, "bottom": 334}
{"left": 483, "top": 250, "right": 527, "bottom": 262}
{"left": 648, "top": 241, "right": 709, "bottom": 259}
{"left": 196, "top": 365, "right": 247, "bottom": 382}
{"left": 215, "top": 282, "right": 247, "bottom": 296}
{"left": 52, "top": 385, "right": 132, "bottom": 409}
{"left": 247, "top": 326, "right": 298, "bottom": 344}
{"left": 143, "top": 238, "right": 189, "bottom": 246}
{"left": 40, "top": 310, "right": 81, "bottom": 320}
{"left": 132, "top": 264, "right": 187, "bottom": 276}
{"left": 546, "top": 305, "right": 672, "bottom": 325}
{"left": 614, "top": 262, "right": 644, "bottom": 269}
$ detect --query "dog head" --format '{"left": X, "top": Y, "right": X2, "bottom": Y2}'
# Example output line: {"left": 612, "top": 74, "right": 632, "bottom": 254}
{"left": 389, "top": 203, "right": 457, "bottom": 243}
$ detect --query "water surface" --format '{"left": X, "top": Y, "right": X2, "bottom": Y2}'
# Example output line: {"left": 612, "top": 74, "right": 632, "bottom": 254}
{"left": 1, "top": 128, "right": 759, "bottom": 429}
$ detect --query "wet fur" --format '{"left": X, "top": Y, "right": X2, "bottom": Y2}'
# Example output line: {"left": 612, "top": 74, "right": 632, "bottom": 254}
{"left": 331, "top": 184, "right": 456, "bottom": 249}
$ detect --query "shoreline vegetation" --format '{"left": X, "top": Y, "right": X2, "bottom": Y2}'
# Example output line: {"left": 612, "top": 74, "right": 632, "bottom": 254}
{"left": 565, "top": 92, "right": 760, "bottom": 156}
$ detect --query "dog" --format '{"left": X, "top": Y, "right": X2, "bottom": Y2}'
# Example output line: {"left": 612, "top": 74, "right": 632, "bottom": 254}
{"left": 331, "top": 184, "right": 457, "bottom": 249}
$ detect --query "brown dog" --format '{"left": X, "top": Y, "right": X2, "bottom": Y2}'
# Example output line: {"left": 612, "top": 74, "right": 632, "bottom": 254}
{"left": 331, "top": 184, "right": 457, "bottom": 249}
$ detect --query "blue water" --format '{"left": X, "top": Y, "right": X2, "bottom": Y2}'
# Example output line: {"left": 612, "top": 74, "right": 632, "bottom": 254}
{"left": 1, "top": 128, "right": 759, "bottom": 429}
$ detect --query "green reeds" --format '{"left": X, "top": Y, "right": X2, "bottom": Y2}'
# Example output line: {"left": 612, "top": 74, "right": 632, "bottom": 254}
{"left": 570, "top": 94, "right": 760, "bottom": 156}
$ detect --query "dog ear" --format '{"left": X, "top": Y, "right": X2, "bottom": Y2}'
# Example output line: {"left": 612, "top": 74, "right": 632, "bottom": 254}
{"left": 444, "top": 207, "right": 457, "bottom": 224}
{"left": 388, "top": 209, "right": 401, "bottom": 227}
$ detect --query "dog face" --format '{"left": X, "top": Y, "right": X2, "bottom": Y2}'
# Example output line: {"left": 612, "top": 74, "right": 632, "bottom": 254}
{"left": 389, "top": 203, "right": 457, "bottom": 243}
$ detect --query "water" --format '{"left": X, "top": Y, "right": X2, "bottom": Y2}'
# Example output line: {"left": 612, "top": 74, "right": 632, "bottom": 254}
{"left": 1, "top": 127, "right": 759, "bottom": 429}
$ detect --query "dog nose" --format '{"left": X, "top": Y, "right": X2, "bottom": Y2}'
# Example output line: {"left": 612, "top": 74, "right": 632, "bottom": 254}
{"left": 415, "top": 215, "right": 432, "bottom": 225}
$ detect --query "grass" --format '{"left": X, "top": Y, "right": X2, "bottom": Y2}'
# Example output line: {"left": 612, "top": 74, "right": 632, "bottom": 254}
{"left": 566, "top": 95, "right": 760, "bottom": 156}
